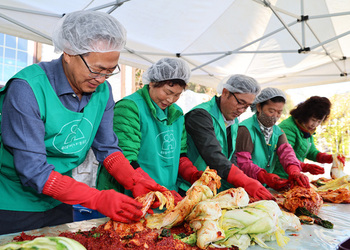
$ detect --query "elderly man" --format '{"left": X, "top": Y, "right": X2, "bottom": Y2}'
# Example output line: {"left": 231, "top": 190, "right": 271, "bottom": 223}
{"left": 179, "top": 75, "right": 274, "bottom": 200}
{"left": 0, "top": 10, "right": 166, "bottom": 235}
{"left": 235, "top": 88, "right": 310, "bottom": 190}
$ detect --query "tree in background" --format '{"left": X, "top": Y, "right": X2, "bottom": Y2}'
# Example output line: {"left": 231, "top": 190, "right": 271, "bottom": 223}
{"left": 313, "top": 93, "right": 350, "bottom": 156}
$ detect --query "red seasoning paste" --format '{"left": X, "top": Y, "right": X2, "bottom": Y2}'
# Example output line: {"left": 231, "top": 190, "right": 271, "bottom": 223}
{"left": 12, "top": 222, "right": 237, "bottom": 250}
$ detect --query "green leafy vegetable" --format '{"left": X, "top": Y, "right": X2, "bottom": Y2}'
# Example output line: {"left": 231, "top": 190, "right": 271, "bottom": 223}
{"left": 295, "top": 207, "right": 333, "bottom": 229}
{"left": 173, "top": 233, "right": 197, "bottom": 246}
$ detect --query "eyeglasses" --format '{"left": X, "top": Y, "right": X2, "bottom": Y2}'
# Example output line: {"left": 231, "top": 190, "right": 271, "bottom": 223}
{"left": 79, "top": 55, "right": 120, "bottom": 79}
{"left": 231, "top": 92, "right": 250, "bottom": 110}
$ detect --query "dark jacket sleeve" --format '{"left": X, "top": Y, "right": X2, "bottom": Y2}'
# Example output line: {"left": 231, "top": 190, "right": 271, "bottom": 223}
{"left": 185, "top": 108, "right": 232, "bottom": 179}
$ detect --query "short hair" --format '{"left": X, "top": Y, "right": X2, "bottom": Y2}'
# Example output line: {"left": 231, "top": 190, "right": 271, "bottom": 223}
{"left": 290, "top": 96, "right": 331, "bottom": 123}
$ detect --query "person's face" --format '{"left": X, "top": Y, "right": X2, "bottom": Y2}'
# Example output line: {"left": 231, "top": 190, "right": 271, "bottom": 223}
{"left": 256, "top": 100, "right": 285, "bottom": 126}
{"left": 63, "top": 51, "right": 120, "bottom": 98}
{"left": 148, "top": 82, "right": 184, "bottom": 110}
{"left": 303, "top": 116, "right": 324, "bottom": 131}
{"left": 220, "top": 88, "right": 256, "bottom": 120}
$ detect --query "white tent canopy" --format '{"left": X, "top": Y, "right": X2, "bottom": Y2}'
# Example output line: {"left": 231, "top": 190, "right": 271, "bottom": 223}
{"left": 1, "top": 0, "right": 350, "bottom": 90}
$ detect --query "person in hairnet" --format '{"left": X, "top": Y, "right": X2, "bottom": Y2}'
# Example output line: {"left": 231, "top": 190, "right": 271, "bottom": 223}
{"left": 273, "top": 96, "right": 345, "bottom": 178}
{"left": 0, "top": 10, "right": 166, "bottom": 235}
{"left": 235, "top": 87, "right": 310, "bottom": 190}
{"left": 97, "top": 58, "right": 203, "bottom": 205}
{"left": 180, "top": 74, "right": 275, "bottom": 201}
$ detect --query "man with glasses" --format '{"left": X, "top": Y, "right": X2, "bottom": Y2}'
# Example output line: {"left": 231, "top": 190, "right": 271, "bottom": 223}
{"left": 0, "top": 10, "right": 166, "bottom": 235}
{"left": 178, "top": 74, "right": 275, "bottom": 200}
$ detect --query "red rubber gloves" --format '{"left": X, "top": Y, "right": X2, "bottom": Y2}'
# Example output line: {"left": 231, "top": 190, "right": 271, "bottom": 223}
{"left": 42, "top": 171, "right": 143, "bottom": 223}
{"left": 103, "top": 152, "right": 167, "bottom": 198}
{"left": 170, "top": 190, "right": 183, "bottom": 205}
{"left": 257, "top": 169, "right": 289, "bottom": 191}
{"left": 286, "top": 164, "right": 310, "bottom": 188}
{"left": 178, "top": 157, "right": 203, "bottom": 184}
{"left": 337, "top": 154, "right": 346, "bottom": 165}
{"left": 316, "top": 152, "right": 333, "bottom": 163}
{"left": 227, "top": 164, "right": 274, "bottom": 200}
{"left": 300, "top": 162, "right": 324, "bottom": 175}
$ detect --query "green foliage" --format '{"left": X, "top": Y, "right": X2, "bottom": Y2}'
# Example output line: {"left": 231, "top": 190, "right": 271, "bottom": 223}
{"left": 313, "top": 93, "right": 350, "bottom": 155}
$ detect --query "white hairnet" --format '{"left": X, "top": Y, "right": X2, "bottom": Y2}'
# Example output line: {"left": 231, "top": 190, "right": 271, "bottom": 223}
{"left": 52, "top": 10, "right": 127, "bottom": 55}
{"left": 251, "top": 87, "right": 286, "bottom": 112}
{"left": 216, "top": 74, "right": 260, "bottom": 95}
{"left": 142, "top": 58, "right": 191, "bottom": 85}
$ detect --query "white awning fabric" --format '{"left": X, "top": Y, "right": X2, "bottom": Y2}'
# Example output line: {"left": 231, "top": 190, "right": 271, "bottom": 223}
{"left": 1, "top": 0, "right": 350, "bottom": 90}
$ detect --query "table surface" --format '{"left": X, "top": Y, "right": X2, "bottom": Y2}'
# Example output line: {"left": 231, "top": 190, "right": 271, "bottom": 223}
{"left": 0, "top": 203, "right": 349, "bottom": 249}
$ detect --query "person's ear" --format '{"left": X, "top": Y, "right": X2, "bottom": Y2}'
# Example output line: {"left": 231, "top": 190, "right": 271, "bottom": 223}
{"left": 62, "top": 52, "right": 75, "bottom": 64}
{"left": 256, "top": 103, "right": 262, "bottom": 113}
{"left": 222, "top": 88, "right": 230, "bottom": 97}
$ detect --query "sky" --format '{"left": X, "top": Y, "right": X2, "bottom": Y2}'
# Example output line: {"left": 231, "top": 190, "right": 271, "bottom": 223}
{"left": 286, "top": 81, "right": 350, "bottom": 106}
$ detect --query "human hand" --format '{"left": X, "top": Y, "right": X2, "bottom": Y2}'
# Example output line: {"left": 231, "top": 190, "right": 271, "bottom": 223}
{"left": 286, "top": 164, "right": 310, "bottom": 188}
{"left": 300, "top": 162, "right": 324, "bottom": 175}
{"left": 178, "top": 157, "right": 203, "bottom": 184}
{"left": 95, "top": 190, "right": 143, "bottom": 223}
{"left": 131, "top": 178, "right": 168, "bottom": 199}
{"left": 227, "top": 164, "right": 274, "bottom": 201}
{"left": 42, "top": 171, "right": 143, "bottom": 223}
{"left": 257, "top": 170, "right": 289, "bottom": 191}
{"left": 337, "top": 154, "right": 346, "bottom": 165}
{"left": 170, "top": 190, "right": 183, "bottom": 205}
{"left": 316, "top": 152, "right": 333, "bottom": 164}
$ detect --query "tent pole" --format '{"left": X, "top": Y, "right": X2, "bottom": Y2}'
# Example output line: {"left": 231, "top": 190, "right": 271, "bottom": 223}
{"left": 301, "top": 0, "right": 306, "bottom": 47}
{"left": 264, "top": 0, "right": 303, "bottom": 48}
{"left": 306, "top": 22, "right": 344, "bottom": 73}
{"left": 86, "top": 0, "right": 130, "bottom": 11}
{"left": 310, "top": 29, "right": 350, "bottom": 51}
{"left": 310, "top": 11, "right": 350, "bottom": 19}
{"left": 123, "top": 46, "right": 155, "bottom": 63}
{"left": 0, "top": 13, "right": 52, "bottom": 41}
{"left": 0, "top": 5, "right": 61, "bottom": 17}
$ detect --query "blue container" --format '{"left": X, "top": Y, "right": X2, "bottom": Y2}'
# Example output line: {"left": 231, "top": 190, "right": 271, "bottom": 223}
{"left": 73, "top": 204, "right": 106, "bottom": 222}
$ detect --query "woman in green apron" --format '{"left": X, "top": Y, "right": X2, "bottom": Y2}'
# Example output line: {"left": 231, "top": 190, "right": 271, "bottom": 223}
{"left": 273, "top": 96, "right": 345, "bottom": 178}
{"left": 0, "top": 11, "right": 164, "bottom": 235}
{"left": 235, "top": 87, "right": 309, "bottom": 190}
{"left": 96, "top": 58, "right": 203, "bottom": 204}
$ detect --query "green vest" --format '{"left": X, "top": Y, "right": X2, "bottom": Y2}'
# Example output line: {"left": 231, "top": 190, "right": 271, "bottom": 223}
{"left": 181, "top": 97, "right": 239, "bottom": 192}
{"left": 239, "top": 114, "right": 283, "bottom": 174}
{"left": 0, "top": 64, "right": 109, "bottom": 211}
{"left": 124, "top": 92, "right": 183, "bottom": 191}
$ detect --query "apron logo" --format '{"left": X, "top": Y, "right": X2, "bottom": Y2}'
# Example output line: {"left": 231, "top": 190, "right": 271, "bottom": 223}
{"left": 156, "top": 131, "right": 176, "bottom": 159}
{"left": 53, "top": 118, "right": 93, "bottom": 154}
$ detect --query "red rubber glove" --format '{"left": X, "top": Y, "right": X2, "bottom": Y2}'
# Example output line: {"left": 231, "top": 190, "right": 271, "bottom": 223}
{"left": 300, "top": 162, "right": 324, "bottom": 175}
{"left": 286, "top": 164, "right": 310, "bottom": 188}
{"left": 257, "top": 170, "right": 289, "bottom": 191}
{"left": 43, "top": 171, "right": 143, "bottom": 223}
{"left": 178, "top": 157, "right": 203, "bottom": 184}
{"left": 170, "top": 190, "right": 183, "bottom": 205}
{"left": 103, "top": 152, "right": 167, "bottom": 198}
{"left": 337, "top": 154, "right": 346, "bottom": 165}
{"left": 227, "top": 164, "right": 274, "bottom": 201}
{"left": 316, "top": 152, "right": 333, "bottom": 164}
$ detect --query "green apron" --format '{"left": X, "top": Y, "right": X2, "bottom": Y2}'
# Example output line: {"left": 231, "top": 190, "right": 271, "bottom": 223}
{"left": 0, "top": 64, "right": 109, "bottom": 211}
{"left": 239, "top": 114, "right": 283, "bottom": 175}
{"left": 97, "top": 90, "right": 183, "bottom": 194}
{"left": 179, "top": 97, "right": 239, "bottom": 192}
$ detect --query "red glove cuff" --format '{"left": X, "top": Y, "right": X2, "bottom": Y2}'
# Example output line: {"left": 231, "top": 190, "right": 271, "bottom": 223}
{"left": 257, "top": 169, "right": 267, "bottom": 183}
{"left": 178, "top": 157, "right": 202, "bottom": 184}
